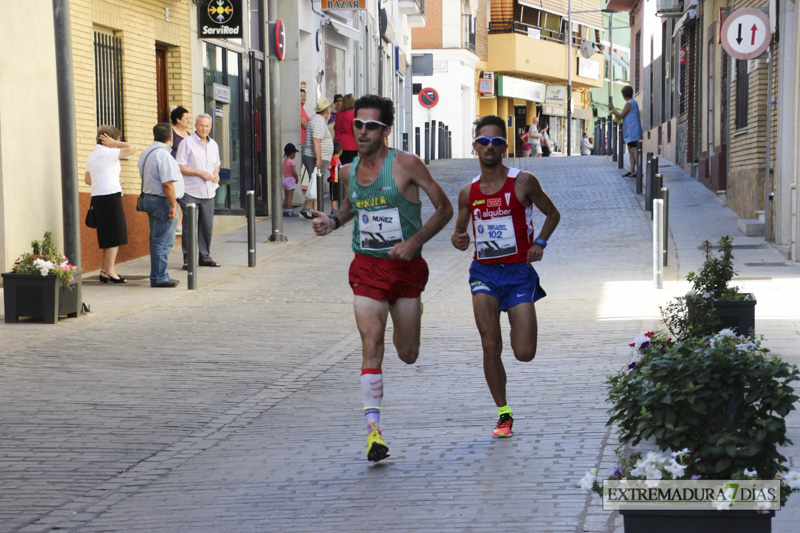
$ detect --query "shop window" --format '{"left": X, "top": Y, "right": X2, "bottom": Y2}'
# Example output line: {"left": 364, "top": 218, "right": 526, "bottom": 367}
{"left": 93, "top": 28, "right": 125, "bottom": 138}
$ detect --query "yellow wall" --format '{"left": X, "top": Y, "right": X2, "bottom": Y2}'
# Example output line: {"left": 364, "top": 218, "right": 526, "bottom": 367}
{"left": 72, "top": 0, "right": 193, "bottom": 196}
{"left": 487, "top": 33, "right": 604, "bottom": 89}
{"left": 0, "top": 0, "right": 63, "bottom": 272}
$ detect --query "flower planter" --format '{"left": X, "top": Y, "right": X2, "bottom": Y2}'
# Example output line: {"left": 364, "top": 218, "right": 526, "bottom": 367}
{"left": 621, "top": 509, "right": 774, "bottom": 533}
{"left": 2, "top": 270, "right": 82, "bottom": 324}
{"left": 713, "top": 294, "right": 756, "bottom": 336}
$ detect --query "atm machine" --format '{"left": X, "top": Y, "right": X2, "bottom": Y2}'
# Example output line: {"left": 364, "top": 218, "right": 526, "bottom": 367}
{"left": 206, "top": 83, "right": 232, "bottom": 209}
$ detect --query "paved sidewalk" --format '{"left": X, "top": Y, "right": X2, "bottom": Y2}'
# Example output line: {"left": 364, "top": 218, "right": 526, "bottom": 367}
{"left": 0, "top": 154, "right": 798, "bottom": 532}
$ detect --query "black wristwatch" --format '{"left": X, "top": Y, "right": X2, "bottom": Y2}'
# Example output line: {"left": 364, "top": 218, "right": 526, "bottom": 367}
{"left": 330, "top": 214, "right": 341, "bottom": 230}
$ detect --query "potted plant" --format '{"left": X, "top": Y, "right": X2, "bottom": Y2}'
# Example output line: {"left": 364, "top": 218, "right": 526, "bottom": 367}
{"left": 662, "top": 235, "right": 756, "bottom": 339}
{"left": 2, "top": 231, "right": 82, "bottom": 324}
{"left": 580, "top": 329, "right": 800, "bottom": 531}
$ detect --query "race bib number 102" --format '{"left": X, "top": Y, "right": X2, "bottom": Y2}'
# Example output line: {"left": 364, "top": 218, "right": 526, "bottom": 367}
{"left": 474, "top": 216, "right": 517, "bottom": 260}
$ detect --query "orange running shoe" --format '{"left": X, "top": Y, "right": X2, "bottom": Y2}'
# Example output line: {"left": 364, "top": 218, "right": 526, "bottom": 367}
{"left": 492, "top": 413, "right": 513, "bottom": 438}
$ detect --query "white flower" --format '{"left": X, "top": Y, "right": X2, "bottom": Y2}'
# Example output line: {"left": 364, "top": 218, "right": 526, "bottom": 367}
{"left": 645, "top": 465, "right": 663, "bottom": 480}
{"left": 785, "top": 470, "right": 800, "bottom": 490}
{"left": 702, "top": 291, "right": 713, "bottom": 299}
{"left": 630, "top": 351, "right": 643, "bottom": 364}
{"left": 717, "top": 329, "right": 737, "bottom": 338}
{"left": 665, "top": 459, "right": 687, "bottom": 479}
{"left": 578, "top": 468, "right": 597, "bottom": 490}
{"left": 743, "top": 468, "right": 758, "bottom": 478}
{"left": 32, "top": 258, "right": 54, "bottom": 276}
{"left": 671, "top": 448, "right": 691, "bottom": 459}
{"left": 685, "top": 290, "right": 695, "bottom": 297}
{"left": 632, "top": 333, "right": 649, "bottom": 348}
{"left": 736, "top": 341, "right": 757, "bottom": 353}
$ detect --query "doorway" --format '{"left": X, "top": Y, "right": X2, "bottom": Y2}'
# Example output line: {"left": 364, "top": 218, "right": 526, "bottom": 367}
{"left": 514, "top": 105, "right": 527, "bottom": 157}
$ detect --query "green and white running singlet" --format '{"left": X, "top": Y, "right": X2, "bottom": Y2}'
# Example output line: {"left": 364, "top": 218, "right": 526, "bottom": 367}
{"left": 349, "top": 149, "right": 422, "bottom": 258}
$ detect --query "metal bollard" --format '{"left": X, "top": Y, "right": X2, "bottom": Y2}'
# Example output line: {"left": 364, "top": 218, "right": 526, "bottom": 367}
{"left": 651, "top": 172, "right": 663, "bottom": 220}
{"left": 186, "top": 203, "right": 198, "bottom": 290}
{"left": 653, "top": 199, "right": 664, "bottom": 289}
{"left": 607, "top": 118, "right": 613, "bottom": 156}
{"left": 431, "top": 120, "right": 437, "bottom": 161}
{"left": 611, "top": 123, "right": 617, "bottom": 162}
{"left": 415, "top": 126, "right": 420, "bottom": 157}
{"left": 448, "top": 131, "right": 452, "bottom": 159}
{"left": 645, "top": 153, "right": 655, "bottom": 211}
{"left": 663, "top": 188, "right": 670, "bottom": 266}
{"left": 618, "top": 124, "right": 624, "bottom": 169}
{"left": 246, "top": 190, "right": 256, "bottom": 267}
{"left": 424, "top": 122, "right": 430, "bottom": 164}
{"left": 402, "top": 133, "right": 408, "bottom": 152}
{"left": 635, "top": 142, "right": 643, "bottom": 194}
{"left": 316, "top": 168, "right": 325, "bottom": 215}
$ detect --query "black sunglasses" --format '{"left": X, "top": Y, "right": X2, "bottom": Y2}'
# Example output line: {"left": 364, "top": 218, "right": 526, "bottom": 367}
{"left": 474, "top": 136, "right": 507, "bottom": 147}
{"left": 354, "top": 119, "right": 387, "bottom": 131}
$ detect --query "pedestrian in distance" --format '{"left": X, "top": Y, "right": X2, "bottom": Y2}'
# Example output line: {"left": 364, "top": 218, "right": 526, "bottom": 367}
{"left": 451, "top": 115, "right": 560, "bottom": 438}
{"left": 609, "top": 85, "right": 643, "bottom": 177}
{"left": 300, "top": 88, "right": 310, "bottom": 148}
{"left": 299, "top": 97, "right": 334, "bottom": 219}
{"left": 175, "top": 113, "right": 222, "bottom": 269}
{"left": 328, "top": 143, "right": 343, "bottom": 214}
{"left": 170, "top": 106, "right": 191, "bottom": 159}
{"left": 581, "top": 132, "right": 593, "bottom": 156}
{"left": 520, "top": 129, "right": 531, "bottom": 157}
{"left": 84, "top": 125, "right": 138, "bottom": 284}
{"left": 540, "top": 123, "right": 552, "bottom": 157}
{"left": 139, "top": 123, "right": 184, "bottom": 288}
{"left": 528, "top": 116, "right": 543, "bottom": 157}
{"left": 334, "top": 94, "right": 358, "bottom": 165}
{"left": 310, "top": 94, "right": 453, "bottom": 462}
{"left": 282, "top": 143, "right": 300, "bottom": 217}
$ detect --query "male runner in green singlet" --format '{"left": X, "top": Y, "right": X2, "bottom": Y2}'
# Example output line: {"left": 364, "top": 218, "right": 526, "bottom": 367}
{"left": 311, "top": 95, "right": 453, "bottom": 462}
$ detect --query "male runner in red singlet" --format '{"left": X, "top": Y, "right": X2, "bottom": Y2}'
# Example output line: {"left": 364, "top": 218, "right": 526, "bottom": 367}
{"left": 311, "top": 95, "right": 453, "bottom": 461}
{"left": 451, "top": 115, "right": 560, "bottom": 438}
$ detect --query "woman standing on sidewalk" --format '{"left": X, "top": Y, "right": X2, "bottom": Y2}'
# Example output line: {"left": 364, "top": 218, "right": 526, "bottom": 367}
{"left": 84, "top": 125, "right": 138, "bottom": 283}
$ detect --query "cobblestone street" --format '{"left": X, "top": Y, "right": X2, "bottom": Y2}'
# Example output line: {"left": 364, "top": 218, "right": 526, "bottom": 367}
{"left": 2, "top": 155, "right": 799, "bottom": 532}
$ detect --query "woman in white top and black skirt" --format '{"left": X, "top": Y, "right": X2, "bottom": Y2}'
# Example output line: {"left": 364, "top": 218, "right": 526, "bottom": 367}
{"left": 84, "top": 125, "right": 138, "bottom": 283}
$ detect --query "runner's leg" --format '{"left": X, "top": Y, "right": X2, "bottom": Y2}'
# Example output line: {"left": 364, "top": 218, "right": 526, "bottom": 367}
{"left": 388, "top": 296, "right": 422, "bottom": 365}
{"left": 472, "top": 293, "right": 506, "bottom": 407}
{"left": 507, "top": 302, "right": 538, "bottom": 362}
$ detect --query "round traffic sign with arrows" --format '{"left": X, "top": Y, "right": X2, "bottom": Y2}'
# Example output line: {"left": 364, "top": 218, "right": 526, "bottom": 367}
{"left": 721, "top": 8, "right": 772, "bottom": 60}
{"left": 418, "top": 88, "right": 439, "bottom": 109}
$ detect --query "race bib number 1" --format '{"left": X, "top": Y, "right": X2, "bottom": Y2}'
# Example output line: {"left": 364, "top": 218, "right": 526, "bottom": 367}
{"left": 358, "top": 208, "right": 403, "bottom": 250}
{"left": 474, "top": 216, "right": 517, "bottom": 260}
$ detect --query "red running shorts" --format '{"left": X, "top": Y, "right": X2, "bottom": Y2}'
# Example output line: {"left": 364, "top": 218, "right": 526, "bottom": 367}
{"left": 349, "top": 254, "right": 429, "bottom": 305}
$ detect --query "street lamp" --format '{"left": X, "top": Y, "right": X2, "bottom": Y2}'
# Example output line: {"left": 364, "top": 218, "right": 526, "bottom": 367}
{"left": 566, "top": 6, "right": 620, "bottom": 156}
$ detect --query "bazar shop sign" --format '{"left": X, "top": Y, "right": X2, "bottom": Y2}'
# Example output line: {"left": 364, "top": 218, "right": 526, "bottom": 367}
{"left": 320, "top": 0, "right": 366, "bottom": 8}
{"left": 200, "top": 0, "right": 243, "bottom": 39}
{"left": 497, "top": 76, "right": 546, "bottom": 103}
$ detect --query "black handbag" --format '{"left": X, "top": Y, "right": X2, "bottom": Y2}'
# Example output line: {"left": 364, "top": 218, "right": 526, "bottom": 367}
{"left": 85, "top": 200, "right": 97, "bottom": 228}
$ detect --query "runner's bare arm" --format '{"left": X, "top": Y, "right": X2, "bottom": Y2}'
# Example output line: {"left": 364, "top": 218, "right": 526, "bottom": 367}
{"left": 389, "top": 152, "right": 453, "bottom": 261}
{"left": 451, "top": 184, "right": 471, "bottom": 251}
{"left": 517, "top": 171, "right": 560, "bottom": 263}
{"left": 312, "top": 163, "right": 355, "bottom": 236}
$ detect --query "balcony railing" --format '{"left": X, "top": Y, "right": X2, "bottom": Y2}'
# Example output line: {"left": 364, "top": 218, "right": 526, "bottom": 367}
{"left": 488, "top": 20, "right": 598, "bottom": 49}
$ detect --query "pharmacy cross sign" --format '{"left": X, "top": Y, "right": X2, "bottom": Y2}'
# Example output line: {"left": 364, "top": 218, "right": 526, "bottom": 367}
{"left": 720, "top": 8, "right": 772, "bottom": 60}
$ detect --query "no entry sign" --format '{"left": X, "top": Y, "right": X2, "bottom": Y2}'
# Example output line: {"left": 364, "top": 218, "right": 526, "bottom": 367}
{"left": 418, "top": 88, "right": 439, "bottom": 109}
{"left": 721, "top": 8, "right": 772, "bottom": 60}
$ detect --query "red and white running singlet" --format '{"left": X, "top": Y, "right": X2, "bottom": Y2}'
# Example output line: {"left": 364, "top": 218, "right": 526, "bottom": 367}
{"left": 469, "top": 167, "right": 533, "bottom": 264}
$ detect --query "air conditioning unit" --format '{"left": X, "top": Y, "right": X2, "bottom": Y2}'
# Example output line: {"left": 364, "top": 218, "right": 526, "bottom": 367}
{"left": 479, "top": 72, "right": 494, "bottom": 97}
{"left": 656, "top": 0, "right": 683, "bottom": 16}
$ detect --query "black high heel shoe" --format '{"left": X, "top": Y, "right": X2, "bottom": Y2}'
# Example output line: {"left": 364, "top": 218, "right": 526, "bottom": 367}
{"left": 99, "top": 271, "right": 109, "bottom": 284}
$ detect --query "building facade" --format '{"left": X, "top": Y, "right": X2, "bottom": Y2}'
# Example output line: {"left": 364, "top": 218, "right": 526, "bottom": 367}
{"left": 0, "top": 0, "right": 424, "bottom": 276}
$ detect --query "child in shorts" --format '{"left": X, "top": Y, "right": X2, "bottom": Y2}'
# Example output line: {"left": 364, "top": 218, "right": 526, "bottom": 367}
{"left": 282, "top": 143, "right": 300, "bottom": 217}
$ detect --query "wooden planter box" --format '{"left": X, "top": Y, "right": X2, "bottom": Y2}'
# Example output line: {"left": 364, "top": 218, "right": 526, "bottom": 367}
{"left": 621, "top": 509, "right": 773, "bottom": 533}
{"left": 2, "top": 271, "right": 82, "bottom": 324}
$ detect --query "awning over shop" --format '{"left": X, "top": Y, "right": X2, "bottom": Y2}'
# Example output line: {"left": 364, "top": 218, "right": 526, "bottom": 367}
{"left": 329, "top": 18, "right": 360, "bottom": 40}
{"left": 519, "top": 0, "right": 605, "bottom": 31}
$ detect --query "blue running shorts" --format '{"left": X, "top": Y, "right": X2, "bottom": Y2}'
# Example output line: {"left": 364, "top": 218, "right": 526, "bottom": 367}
{"left": 468, "top": 261, "right": 546, "bottom": 312}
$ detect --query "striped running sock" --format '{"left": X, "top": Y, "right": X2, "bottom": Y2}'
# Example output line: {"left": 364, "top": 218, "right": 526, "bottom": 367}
{"left": 361, "top": 368, "right": 383, "bottom": 433}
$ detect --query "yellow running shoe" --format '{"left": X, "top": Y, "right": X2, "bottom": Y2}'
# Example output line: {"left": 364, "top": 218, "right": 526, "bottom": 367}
{"left": 366, "top": 424, "right": 390, "bottom": 462}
